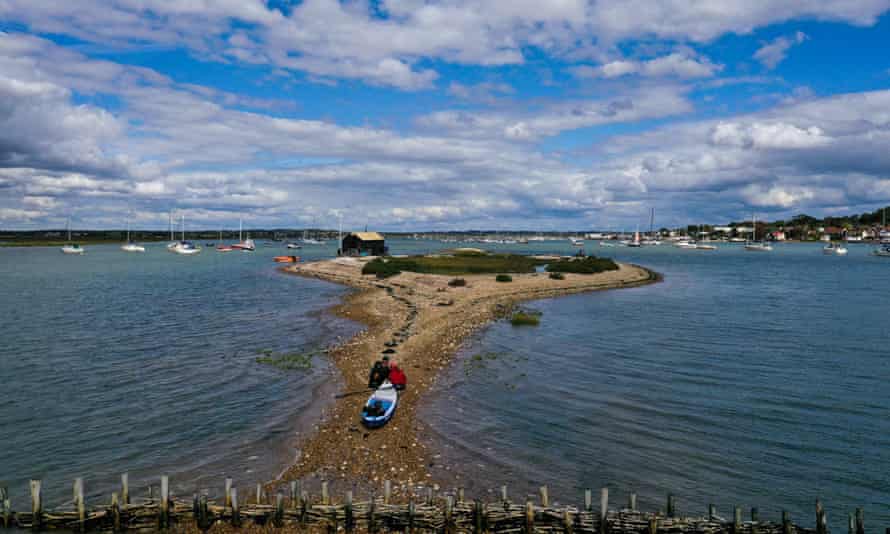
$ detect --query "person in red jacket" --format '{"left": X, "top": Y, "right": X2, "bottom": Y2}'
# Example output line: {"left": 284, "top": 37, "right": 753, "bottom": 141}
{"left": 388, "top": 361, "right": 407, "bottom": 390}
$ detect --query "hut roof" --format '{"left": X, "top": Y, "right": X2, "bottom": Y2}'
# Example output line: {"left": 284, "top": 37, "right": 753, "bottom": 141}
{"left": 350, "top": 232, "right": 384, "bottom": 241}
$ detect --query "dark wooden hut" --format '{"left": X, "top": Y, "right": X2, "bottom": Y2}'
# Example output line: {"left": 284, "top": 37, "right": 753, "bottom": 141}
{"left": 341, "top": 232, "right": 386, "bottom": 256}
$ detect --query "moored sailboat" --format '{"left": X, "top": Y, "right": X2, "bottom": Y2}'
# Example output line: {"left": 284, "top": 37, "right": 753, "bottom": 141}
{"left": 120, "top": 215, "right": 145, "bottom": 252}
{"left": 61, "top": 217, "right": 85, "bottom": 255}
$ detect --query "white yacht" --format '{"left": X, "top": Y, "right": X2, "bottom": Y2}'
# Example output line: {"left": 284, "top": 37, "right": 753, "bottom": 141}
{"left": 231, "top": 217, "right": 255, "bottom": 251}
{"left": 169, "top": 215, "right": 202, "bottom": 255}
{"left": 121, "top": 215, "right": 145, "bottom": 252}
{"left": 61, "top": 217, "right": 85, "bottom": 254}
{"left": 823, "top": 241, "right": 848, "bottom": 255}
{"left": 744, "top": 215, "right": 773, "bottom": 251}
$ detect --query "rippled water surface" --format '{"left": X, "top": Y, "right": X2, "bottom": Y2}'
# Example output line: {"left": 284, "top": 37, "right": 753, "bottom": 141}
{"left": 422, "top": 242, "right": 890, "bottom": 530}
{"left": 0, "top": 241, "right": 361, "bottom": 505}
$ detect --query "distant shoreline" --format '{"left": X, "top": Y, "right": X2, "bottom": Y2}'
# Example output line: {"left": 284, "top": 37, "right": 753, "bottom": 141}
{"left": 274, "top": 257, "right": 659, "bottom": 495}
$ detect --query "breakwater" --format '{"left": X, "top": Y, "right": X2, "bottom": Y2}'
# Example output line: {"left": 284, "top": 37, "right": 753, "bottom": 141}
{"left": 0, "top": 476, "right": 866, "bottom": 533}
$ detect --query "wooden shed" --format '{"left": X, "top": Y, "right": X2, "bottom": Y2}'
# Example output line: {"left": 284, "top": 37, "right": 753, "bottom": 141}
{"left": 341, "top": 232, "right": 387, "bottom": 256}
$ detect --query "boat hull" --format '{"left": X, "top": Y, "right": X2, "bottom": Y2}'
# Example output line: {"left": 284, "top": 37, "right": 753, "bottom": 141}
{"left": 361, "top": 382, "right": 398, "bottom": 428}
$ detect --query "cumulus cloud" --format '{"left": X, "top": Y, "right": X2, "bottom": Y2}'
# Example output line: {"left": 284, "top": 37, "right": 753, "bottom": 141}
{"left": 754, "top": 31, "right": 808, "bottom": 69}
{"left": 572, "top": 53, "right": 722, "bottom": 79}
{"left": 0, "top": 1, "right": 885, "bottom": 90}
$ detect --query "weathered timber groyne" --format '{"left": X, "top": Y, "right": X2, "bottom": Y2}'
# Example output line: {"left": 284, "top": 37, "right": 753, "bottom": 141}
{"left": 0, "top": 476, "right": 865, "bottom": 533}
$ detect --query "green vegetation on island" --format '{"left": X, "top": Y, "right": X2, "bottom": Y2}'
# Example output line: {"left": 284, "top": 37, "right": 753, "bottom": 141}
{"left": 510, "top": 311, "right": 540, "bottom": 326}
{"left": 545, "top": 256, "right": 619, "bottom": 274}
{"left": 362, "top": 253, "right": 542, "bottom": 277}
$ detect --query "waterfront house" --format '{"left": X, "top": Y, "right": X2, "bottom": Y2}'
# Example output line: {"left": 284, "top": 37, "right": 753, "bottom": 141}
{"left": 341, "top": 232, "right": 387, "bottom": 256}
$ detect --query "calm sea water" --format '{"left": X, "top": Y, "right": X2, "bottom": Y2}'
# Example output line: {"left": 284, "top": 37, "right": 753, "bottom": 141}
{"left": 2, "top": 238, "right": 887, "bottom": 530}
{"left": 422, "top": 242, "right": 890, "bottom": 530}
{"left": 0, "top": 241, "right": 361, "bottom": 506}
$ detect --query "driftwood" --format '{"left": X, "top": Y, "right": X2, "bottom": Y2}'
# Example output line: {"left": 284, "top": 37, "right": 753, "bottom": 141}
{"left": 0, "top": 476, "right": 860, "bottom": 533}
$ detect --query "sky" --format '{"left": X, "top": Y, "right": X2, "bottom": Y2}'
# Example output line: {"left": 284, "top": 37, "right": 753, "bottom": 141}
{"left": 1, "top": 1, "right": 890, "bottom": 231}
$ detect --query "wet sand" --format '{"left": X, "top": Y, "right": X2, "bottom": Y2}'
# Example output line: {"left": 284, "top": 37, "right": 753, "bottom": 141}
{"left": 276, "top": 257, "right": 658, "bottom": 497}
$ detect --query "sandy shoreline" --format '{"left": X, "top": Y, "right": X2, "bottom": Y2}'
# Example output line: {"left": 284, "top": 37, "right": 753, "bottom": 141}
{"left": 275, "top": 257, "right": 659, "bottom": 497}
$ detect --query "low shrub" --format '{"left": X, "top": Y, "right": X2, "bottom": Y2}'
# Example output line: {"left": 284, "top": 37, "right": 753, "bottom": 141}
{"left": 510, "top": 312, "right": 540, "bottom": 326}
{"left": 548, "top": 272, "right": 565, "bottom": 280}
{"left": 546, "top": 256, "right": 619, "bottom": 274}
{"left": 495, "top": 274, "right": 513, "bottom": 283}
{"left": 448, "top": 278, "right": 467, "bottom": 287}
{"left": 361, "top": 258, "right": 404, "bottom": 278}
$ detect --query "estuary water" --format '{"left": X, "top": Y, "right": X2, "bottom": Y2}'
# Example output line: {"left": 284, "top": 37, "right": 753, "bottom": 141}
{"left": 1, "top": 238, "right": 887, "bottom": 531}
{"left": 0, "top": 241, "right": 360, "bottom": 506}
{"left": 422, "top": 241, "right": 890, "bottom": 530}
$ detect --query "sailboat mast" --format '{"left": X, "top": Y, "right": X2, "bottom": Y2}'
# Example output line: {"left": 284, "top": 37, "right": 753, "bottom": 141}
{"left": 239, "top": 217, "right": 243, "bottom": 242}
{"left": 67, "top": 217, "right": 71, "bottom": 242}
{"left": 181, "top": 215, "right": 185, "bottom": 241}
{"left": 126, "top": 216, "right": 130, "bottom": 242}
{"left": 169, "top": 212, "right": 174, "bottom": 241}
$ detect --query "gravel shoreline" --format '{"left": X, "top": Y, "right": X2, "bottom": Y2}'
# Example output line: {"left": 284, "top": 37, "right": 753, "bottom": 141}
{"left": 275, "top": 258, "right": 659, "bottom": 498}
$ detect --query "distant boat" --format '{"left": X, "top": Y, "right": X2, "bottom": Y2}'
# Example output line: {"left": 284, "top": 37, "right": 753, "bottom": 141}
{"left": 61, "top": 217, "right": 85, "bottom": 255}
{"left": 823, "top": 242, "right": 848, "bottom": 256}
{"left": 166, "top": 212, "right": 178, "bottom": 251}
{"left": 169, "top": 215, "right": 202, "bottom": 255}
{"left": 626, "top": 229, "right": 642, "bottom": 247}
{"left": 120, "top": 215, "right": 145, "bottom": 253}
{"left": 274, "top": 255, "right": 300, "bottom": 263}
{"left": 300, "top": 229, "right": 324, "bottom": 245}
{"left": 570, "top": 237, "right": 584, "bottom": 247}
{"left": 745, "top": 215, "right": 773, "bottom": 251}
{"left": 230, "top": 217, "right": 255, "bottom": 251}
{"left": 873, "top": 244, "right": 890, "bottom": 257}
{"left": 286, "top": 242, "right": 302, "bottom": 249}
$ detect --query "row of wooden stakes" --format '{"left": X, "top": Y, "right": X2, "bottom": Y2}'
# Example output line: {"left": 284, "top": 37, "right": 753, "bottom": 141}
{"left": 0, "top": 475, "right": 875, "bottom": 533}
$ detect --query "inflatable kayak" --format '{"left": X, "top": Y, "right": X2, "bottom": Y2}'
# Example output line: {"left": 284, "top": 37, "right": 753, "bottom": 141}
{"left": 361, "top": 381, "right": 398, "bottom": 428}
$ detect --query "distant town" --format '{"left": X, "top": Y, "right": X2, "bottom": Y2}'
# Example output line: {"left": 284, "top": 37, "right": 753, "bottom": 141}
{"left": 3, "top": 206, "right": 890, "bottom": 245}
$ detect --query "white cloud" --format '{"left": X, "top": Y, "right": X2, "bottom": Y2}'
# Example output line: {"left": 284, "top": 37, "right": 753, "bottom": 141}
{"left": 573, "top": 53, "right": 722, "bottom": 79}
{"left": 0, "top": 1, "right": 885, "bottom": 89}
{"left": 754, "top": 31, "right": 808, "bottom": 69}
{"left": 710, "top": 122, "right": 830, "bottom": 149}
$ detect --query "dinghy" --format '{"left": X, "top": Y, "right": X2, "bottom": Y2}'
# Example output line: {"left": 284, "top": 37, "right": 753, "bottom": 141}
{"left": 361, "top": 381, "right": 398, "bottom": 428}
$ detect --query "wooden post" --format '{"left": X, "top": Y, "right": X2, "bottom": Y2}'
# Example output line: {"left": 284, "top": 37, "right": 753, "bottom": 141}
{"left": 74, "top": 478, "right": 85, "bottom": 531}
{"left": 225, "top": 477, "right": 233, "bottom": 508}
{"left": 600, "top": 487, "right": 609, "bottom": 523}
{"left": 427, "top": 486, "right": 434, "bottom": 506}
{"left": 751, "top": 507, "right": 760, "bottom": 534}
{"left": 322, "top": 481, "right": 330, "bottom": 505}
{"left": 121, "top": 473, "right": 130, "bottom": 506}
{"left": 256, "top": 483, "right": 263, "bottom": 505}
{"left": 30, "top": 479, "right": 41, "bottom": 533}
{"left": 345, "top": 491, "right": 355, "bottom": 534}
{"left": 458, "top": 487, "right": 465, "bottom": 504}
{"left": 563, "top": 507, "right": 573, "bottom": 534}
{"left": 629, "top": 493, "right": 637, "bottom": 512}
{"left": 733, "top": 506, "right": 741, "bottom": 534}
{"left": 159, "top": 475, "right": 169, "bottom": 529}
{"left": 782, "top": 510, "right": 792, "bottom": 534}
{"left": 849, "top": 512, "right": 856, "bottom": 534}
{"left": 501, "top": 485, "right": 508, "bottom": 504}
{"left": 1, "top": 486, "right": 9, "bottom": 529}
{"left": 274, "top": 492, "right": 284, "bottom": 527}
{"left": 231, "top": 487, "right": 241, "bottom": 527}
{"left": 200, "top": 494, "right": 211, "bottom": 531}
{"left": 666, "top": 494, "right": 675, "bottom": 518}
{"left": 368, "top": 495, "right": 377, "bottom": 534}
{"left": 855, "top": 507, "right": 864, "bottom": 534}
{"left": 445, "top": 495, "right": 455, "bottom": 534}
{"left": 473, "top": 500, "right": 483, "bottom": 534}
{"left": 648, "top": 517, "right": 657, "bottom": 534}
{"left": 290, "top": 481, "right": 298, "bottom": 510}
{"left": 816, "top": 500, "right": 826, "bottom": 534}
{"left": 524, "top": 500, "right": 535, "bottom": 534}
{"left": 584, "top": 489, "right": 592, "bottom": 512}
{"left": 300, "top": 491, "right": 309, "bottom": 524}
{"left": 540, "top": 486, "right": 549, "bottom": 508}
{"left": 383, "top": 480, "right": 390, "bottom": 505}
{"left": 111, "top": 492, "right": 121, "bottom": 532}
{"left": 708, "top": 504, "right": 716, "bottom": 521}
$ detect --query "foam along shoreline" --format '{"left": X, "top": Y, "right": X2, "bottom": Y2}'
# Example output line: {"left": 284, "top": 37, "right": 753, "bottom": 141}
{"left": 277, "top": 257, "right": 659, "bottom": 495}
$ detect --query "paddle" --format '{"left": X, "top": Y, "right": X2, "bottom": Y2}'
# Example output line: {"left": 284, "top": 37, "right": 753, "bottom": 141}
{"left": 334, "top": 389, "right": 369, "bottom": 399}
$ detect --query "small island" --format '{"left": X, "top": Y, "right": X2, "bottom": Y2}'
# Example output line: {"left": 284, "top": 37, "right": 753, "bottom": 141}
{"left": 280, "top": 251, "right": 659, "bottom": 493}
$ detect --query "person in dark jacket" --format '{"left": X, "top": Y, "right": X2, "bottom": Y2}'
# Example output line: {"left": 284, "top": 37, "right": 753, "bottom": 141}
{"left": 368, "top": 356, "right": 390, "bottom": 388}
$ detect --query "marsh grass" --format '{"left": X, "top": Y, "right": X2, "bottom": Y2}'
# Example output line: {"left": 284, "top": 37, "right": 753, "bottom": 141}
{"left": 255, "top": 348, "right": 318, "bottom": 370}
